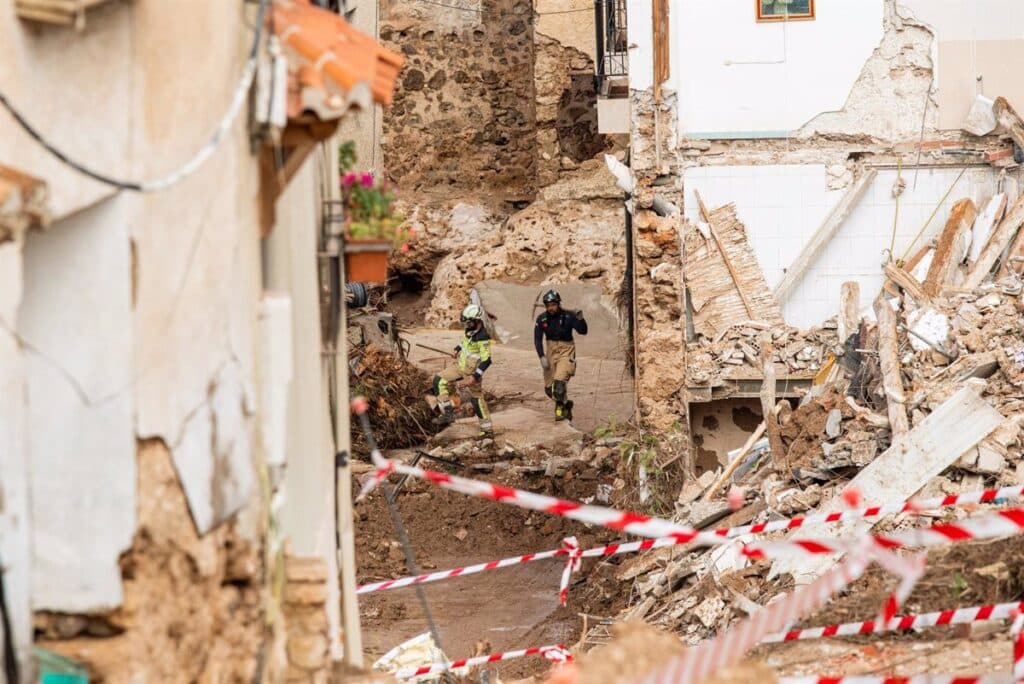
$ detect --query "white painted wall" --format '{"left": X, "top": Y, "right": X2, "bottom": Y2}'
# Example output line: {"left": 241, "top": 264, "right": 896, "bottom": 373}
{"left": 0, "top": 240, "right": 32, "bottom": 676}
{"left": 674, "top": 0, "right": 884, "bottom": 137}
{"left": 684, "top": 164, "right": 1004, "bottom": 327}
{"left": 627, "top": 0, "right": 885, "bottom": 138}
{"left": 19, "top": 198, "right": 136, "bottom": 612}
{"left": 263, "top": 160, "right": 335, "bottom": 557}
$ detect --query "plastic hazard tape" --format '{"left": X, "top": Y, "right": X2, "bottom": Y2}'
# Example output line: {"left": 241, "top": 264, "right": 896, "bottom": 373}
{"left": 1012, "top": 612, "right": 1024, "bottom": 683}
{"left": 643, "top": 549, "right": 875, "bottom": 684}
{"left": 777, "top": 676, "right": 1013, "bottom": 683}
{"left": 356, "top": 484, "right": 1024, "bottom": 601}
{"left": 358, "top": 446, "right": 1024, "bottom": 564}
{"left": 718, "top": 484, "right": 1024, "bottom": 538}
{"left": 762, "top": 600, "right": 1024, "bottom": 643}
{"left": 391, "top": 643, "right": 570, "bottom": 680}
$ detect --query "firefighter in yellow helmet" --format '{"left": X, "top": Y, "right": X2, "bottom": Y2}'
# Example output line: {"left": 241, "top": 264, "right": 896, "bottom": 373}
{"left": 431, "top": 304, "right": 494, "bottom": 437}
{"left": 535, "top": 289, "right": 587, "bottom": 421}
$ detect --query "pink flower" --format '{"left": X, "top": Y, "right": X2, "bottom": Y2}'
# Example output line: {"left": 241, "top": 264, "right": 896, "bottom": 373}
{"left": 360, "top": 172, "right": 374, "bottom": 188}
{"left": 342, "top": 172, "right": 357, "bottom": 188}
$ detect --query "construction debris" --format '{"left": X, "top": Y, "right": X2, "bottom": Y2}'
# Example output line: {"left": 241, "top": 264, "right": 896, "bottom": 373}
{"left": 616, "top": 186, "right": 1024, "bottom": 647}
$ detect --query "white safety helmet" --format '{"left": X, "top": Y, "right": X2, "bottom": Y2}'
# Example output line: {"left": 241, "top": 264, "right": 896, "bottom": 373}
{"left": 460, "top": 304, "right": 484, "bottom": 324}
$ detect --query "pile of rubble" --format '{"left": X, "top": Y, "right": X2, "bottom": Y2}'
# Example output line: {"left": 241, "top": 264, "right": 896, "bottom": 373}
{"left": 687, "top": 322, "right": 840, "bottom": 385}
{"left": 616, "top": 187, "right": 1024, "bottom": 647}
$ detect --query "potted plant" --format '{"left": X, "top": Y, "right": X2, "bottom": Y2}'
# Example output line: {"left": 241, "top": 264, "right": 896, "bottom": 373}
{"left": 340, "top": 142, "right": 410, "bottom": 283}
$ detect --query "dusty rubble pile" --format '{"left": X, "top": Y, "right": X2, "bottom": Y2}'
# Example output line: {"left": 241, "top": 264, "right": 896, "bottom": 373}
{"left": 687, "top": 321, "right": 840, "bottom": 385}
{"left": 350, "top": 344, "right": 441, "bottom": 458}
{"left": 614, "top": 188, "right": 1024, "bottom": 648}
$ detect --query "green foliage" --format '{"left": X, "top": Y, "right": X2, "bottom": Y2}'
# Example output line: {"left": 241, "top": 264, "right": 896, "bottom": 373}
{"left": 949, "top": 572, "right": 968, "bottom": 600}
{"left": 592, "top": 416, "right": 619, "bottom": 439}
{"left": 338, "top": 142, "right": 409, "bottom": 247}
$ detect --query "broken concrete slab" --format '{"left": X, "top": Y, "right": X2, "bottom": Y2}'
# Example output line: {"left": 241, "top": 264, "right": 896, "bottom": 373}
{"left": 770, "top": 382, "right": 1005, "bottom": 585}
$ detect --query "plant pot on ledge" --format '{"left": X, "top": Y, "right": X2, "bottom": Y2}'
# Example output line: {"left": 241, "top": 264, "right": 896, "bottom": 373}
{"left": 343, "top": 238, "right": 392, "bottom": 283}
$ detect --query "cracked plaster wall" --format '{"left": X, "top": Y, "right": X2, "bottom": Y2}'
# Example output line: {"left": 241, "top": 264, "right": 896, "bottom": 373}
{"left": 19, "top": 198, "right": 136, "bottom": 613}
{"left": 0, "top": 238, "right": 32, "bottom": 677}
{"left": 1, "top": 0, "right": 268, "bottom": 677}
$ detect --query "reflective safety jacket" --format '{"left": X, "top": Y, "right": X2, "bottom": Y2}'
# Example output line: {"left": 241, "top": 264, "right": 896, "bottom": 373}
{"left": 454, "top": 328, "right": 493, "bottom": 379}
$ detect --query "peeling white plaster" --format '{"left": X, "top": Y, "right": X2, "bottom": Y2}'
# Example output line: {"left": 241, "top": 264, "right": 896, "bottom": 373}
{"left": 0, "top": 239, "right": 32, "bottom": 672}
{"left": 19, "top": 198, "right": 135, "bottom": 612}
{"left": 132, "top": 124, "right": 261, "bottom": 539}
{"left": 669, "top": 0, "right": 885, "bottom": 138}
{"left": 173, "top": 360, "right": 256, "bottom": 535}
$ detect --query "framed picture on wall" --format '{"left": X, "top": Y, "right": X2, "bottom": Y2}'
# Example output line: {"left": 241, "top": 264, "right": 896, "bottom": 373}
{"left": 757, "top": 0, "right": 815, "bottom": 22}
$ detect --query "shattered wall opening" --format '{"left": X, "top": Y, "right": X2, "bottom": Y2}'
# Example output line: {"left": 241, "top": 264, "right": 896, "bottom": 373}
{"left": 690, "top": 398, "right": 763, "bottom": 475}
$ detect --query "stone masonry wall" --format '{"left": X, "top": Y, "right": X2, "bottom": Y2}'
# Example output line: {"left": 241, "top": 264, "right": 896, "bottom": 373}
{"left": 381, "top": 0, "right": 538, "bottom": 197}
{"left": 283, "top": 556, "right": 331, "bottom": 683}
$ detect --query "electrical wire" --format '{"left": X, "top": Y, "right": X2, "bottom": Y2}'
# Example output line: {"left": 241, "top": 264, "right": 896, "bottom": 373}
{"left": 405, "top": 0, "right": 603, "bottom": 17}
{"left": 0, "top": 0, "right": 268, "bottom": 193}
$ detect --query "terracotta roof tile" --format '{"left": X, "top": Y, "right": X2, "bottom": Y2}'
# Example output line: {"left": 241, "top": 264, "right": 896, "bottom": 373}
{"left": 0, "top": 164, "right": 49, "bottom": 241}
{"left": 271, "top": 0, "right": 405, "bottom": 120}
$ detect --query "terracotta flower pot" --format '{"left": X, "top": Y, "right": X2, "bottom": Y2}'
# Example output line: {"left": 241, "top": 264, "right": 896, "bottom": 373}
{"left": 343, "top": 238, "right": 393, "bottom": 283}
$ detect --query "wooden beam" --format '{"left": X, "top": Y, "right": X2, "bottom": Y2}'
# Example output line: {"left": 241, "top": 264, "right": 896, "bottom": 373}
{"left": 759, "top": 332, "right": 785, "bottom": 470}
{"left": 883, "top": 262, "right": 928, "bottom": 306}
{"left": 873, "top": 294, "right": 909, "bottom": 444}
{"left": 700, "top": 422, "right": 766, "bottom": 502}
{"left": 837, "top": 281, "right": 860, "bottom": 343}
{"left": 968, "top": 193, "right": 1007, "bottom": 265}
{"left": 922, "top": 198, "right": 976, "bottom": 296}
{"left": 965, "top": 192, "right": 1024, "bottom": 287}
{"left": 994, "top": 97, "right": 1024, "bottom": 152}
{"left": 774, "top": 169, "right": 876, "bottom": 303}
{"left": 695, "top": 189, "right": 754, "bottom": 318}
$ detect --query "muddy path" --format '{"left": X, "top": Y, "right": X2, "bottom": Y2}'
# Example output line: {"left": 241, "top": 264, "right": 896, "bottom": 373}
{"left": 353, "top": 326, "right": 635, "bottom": 676}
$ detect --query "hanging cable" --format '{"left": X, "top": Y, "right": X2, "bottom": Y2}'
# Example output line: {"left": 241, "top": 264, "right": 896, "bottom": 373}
{"left": 900, "top": 166, "right": 967, "bottom": 263}
{"left": 0, "top": 0, "right": 268, "bottom": 193}
{"left": 887, "top": 157, "right": 904, "bottom": 264}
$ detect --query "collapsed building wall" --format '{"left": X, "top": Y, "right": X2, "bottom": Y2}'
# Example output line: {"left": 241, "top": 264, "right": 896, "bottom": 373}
{"left": 622, "top": 0, "right": 1024, "bottom": 458}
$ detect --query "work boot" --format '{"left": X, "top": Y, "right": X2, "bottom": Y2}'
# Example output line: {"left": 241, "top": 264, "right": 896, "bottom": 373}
{"left": 432, "top": 402, "right": 455, "bottom": 427}
{"left": 554, "top": 402, "right": 566, "bottom": 422}
{"left": 563, "top": 400, "right": 574, "bottom": 421}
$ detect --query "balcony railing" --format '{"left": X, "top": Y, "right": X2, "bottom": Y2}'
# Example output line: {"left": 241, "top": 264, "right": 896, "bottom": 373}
{"left": 594, "top": 0, "right": 628, "bottom": 96}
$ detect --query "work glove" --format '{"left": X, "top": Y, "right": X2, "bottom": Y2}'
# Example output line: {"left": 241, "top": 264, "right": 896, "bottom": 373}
{"left": 540, "top": 356, "right": 550, "bottom": 371}
{"left": 575, "top": 309, "right": 585, "bottom": 320}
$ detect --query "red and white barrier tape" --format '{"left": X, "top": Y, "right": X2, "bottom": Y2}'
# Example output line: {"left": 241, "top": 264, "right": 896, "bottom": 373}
{"left": 777, "top": 676, "right": 1013, "bottom": 683}
{"left": 1012, "top": 612, "right": 1024, "bottom": 683}
{"left": 357, "top": 542, "right": 573, "bottom": 595}
{"left": 358, "top": 452, "right": 734, "bottom": 551}
{"left": 357, "top": 485, "right": 1024, "bottom": 601}
{"left": 763, "top": 600, "right": 1024, "bottom": 643}
{"left": 718, "top": 484, "right": 1024, "bottom": 538}
{"left": 358, "top": 448, "right": 1024, "bottom": 564}
{"left": 643, "top": 547, "right": 876, "bottom": 684}
{"left": 559, "top": 536, "right": 582, "bottom": 606}
{"left": 742, "top": 508, "right": 1024, "bottom": 561}
{"left": 391, "top": 643, "right": 570, "bottom": 680}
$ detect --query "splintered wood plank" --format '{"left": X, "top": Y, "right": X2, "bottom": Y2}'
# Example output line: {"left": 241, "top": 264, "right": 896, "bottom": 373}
{"left": 883, "top": 262, "right": 928, "bottom": 306}
{"left": 994, "top": 97, "right": 1024, "bottom": 152}
{"left": 923, "top": 198, "right": 977, "bottom": 296}
{"left": 873, "top": 294, "right": 909, "bottom": 443}
{"left": 968, "top": 193, "right": 1007, "bottom": 265}
{"left": 967, "top": 192, "right": 1024, "bottom": 286}
{"left": 838, "top": 281, "right": 860, "bottom": 342}
{"left": 686, "top": 198, "right": 784, "bottom": 338}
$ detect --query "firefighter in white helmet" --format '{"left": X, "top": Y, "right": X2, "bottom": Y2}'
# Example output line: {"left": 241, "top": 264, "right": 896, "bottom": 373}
{"left": 431, "top": 304, "right": 494, "bottom": 437}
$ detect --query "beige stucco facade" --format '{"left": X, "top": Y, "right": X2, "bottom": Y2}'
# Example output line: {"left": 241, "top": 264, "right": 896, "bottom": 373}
{"left": 0, "top": 1, "right": 346, "bottom": 679}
